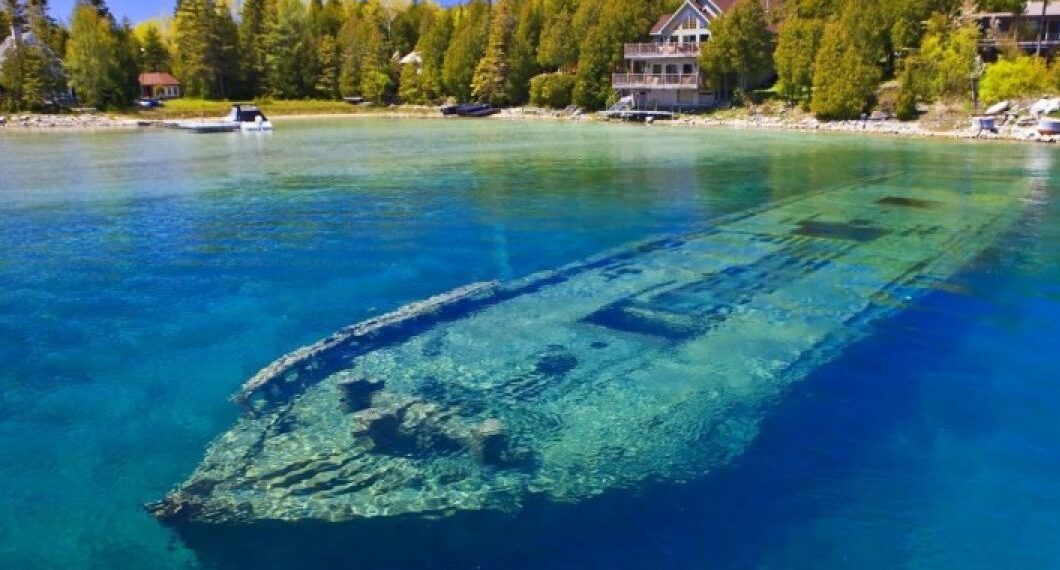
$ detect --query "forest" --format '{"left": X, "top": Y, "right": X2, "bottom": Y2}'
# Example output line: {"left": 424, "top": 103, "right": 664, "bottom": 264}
{"left": 0, "top": 0, "right": 1057, "bottom": 119}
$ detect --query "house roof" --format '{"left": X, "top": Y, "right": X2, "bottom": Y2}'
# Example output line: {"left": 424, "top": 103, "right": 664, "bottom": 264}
{"left": 977, "top": 1, "right": 1060, "bottom": 17}
{"left": 139, "top": 72, "right": 181, "bottom": 86}
{"left": 650, "top": 1, "right": 714, "bottom": 35}
{"left": 0, "top": 31, "right": 64, "bottom": 75}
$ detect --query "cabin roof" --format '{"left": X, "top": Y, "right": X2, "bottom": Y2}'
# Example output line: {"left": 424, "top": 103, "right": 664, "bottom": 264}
{"left": 139, "top": 72, "right": 181, "bottom": 87}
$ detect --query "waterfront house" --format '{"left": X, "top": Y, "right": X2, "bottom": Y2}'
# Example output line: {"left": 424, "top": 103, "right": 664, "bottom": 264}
{"left": 975, "top": 1, "right": 1060, "bottom": 57}
{"left": 612, "top": 0, "right": 734, "bottom": 110}
{"left": 0, "top": 24, "right": 67, "bottom": 106}
{"left": 139, "top": 72, "right": 182, "bottom": 100}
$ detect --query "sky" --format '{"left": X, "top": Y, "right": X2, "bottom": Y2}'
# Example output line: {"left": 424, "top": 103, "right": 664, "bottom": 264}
{"left": 48, "top": 0, "right": 462, "bottom": 25}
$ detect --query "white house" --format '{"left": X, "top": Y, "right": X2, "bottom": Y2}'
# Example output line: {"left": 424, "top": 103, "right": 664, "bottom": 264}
{"left": 611, "top": 0, "right": 736, "bottom": 110}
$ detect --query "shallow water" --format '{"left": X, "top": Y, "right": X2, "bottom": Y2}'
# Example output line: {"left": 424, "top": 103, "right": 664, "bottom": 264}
{"left": 0, "top": 119, "right": 1057, "bottom": 569}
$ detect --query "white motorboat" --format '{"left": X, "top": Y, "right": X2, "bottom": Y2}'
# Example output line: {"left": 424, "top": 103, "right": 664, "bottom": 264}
{"left": 228, "top": 104, "right": 274, "bottom": 132}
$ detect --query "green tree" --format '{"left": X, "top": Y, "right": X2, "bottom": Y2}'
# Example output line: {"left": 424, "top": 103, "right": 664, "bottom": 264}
{"left": 65, "top": 3, "right": 129, "bottom": 108}
{"left": 537, "top": 5, "right": 577, "bottom": 71}
{"left": 919, "top": 15, "right": 980, "bottom": 100}
{"left": 810, "top": 17, "right": 881, "bottom": 119}
{"left": 507, "top": 0, "right": 542, "bottom": 104}
{"left": 315, "top": 32, "right": 340, "bottom": 98}
{"left": 264, "top": 0, "right": 311, "bottom": 98}
{"left": 471, "top": 0, "right": 516, "bottom": 105}
{"left": 358, "top": 2, "right": 393, "bottom": 103}
{"left": 699, "top": 0, "right": 774, "bottom": 99}
{"left": 239, "top": 0, "right": 268, "bottom": 97}
{"left": 337, "top": 7, "right": 366, "bottom": 97}
{"left": 138, "top": 23, "right": 169, "bottom": 72}
{"left": 211, "top": 0, "right": 240, "bottom": 98}
{"left": 172, "top": 0, "right": 215, "bottom": 97}
{"left": 774, "top": 17, "right": 822, "bottom": 104}
{"left": 442, "top": 0, "right": 489, "bottom": 101}
{"left": 411, "top": 6, "right": 450, "bottom": 102}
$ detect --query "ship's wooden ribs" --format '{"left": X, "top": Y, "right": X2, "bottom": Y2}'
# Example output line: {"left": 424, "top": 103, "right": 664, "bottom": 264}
{"left": 233, "top": 281, "right": 500, "bottom": 407}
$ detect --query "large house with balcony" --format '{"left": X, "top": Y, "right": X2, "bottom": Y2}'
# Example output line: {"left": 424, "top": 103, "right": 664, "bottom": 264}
{"left": 612, "top": 0, "right": 737, "bottom": 110}
{"left": 974, "top": 1, "right": 1060, "bottom": 57}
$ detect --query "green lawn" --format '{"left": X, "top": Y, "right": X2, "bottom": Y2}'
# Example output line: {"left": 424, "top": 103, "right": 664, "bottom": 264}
{"left": 129, "top": 98, "right": 437, "bottom": 119}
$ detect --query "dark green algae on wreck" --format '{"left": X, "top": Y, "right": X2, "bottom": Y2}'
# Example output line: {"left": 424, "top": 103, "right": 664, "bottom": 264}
{"left": 148, "top": 171, "right": 1029, "bottom": 532}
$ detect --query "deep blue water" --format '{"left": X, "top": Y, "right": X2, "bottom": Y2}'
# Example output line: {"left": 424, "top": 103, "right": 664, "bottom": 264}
{"left": 0, "top": 119, "right": 1058, "bottom": 569}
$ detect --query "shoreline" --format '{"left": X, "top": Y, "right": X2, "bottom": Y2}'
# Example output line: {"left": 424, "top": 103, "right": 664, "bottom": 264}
{"left": 2, "top": 107, "right": 1056, "bottom": 146}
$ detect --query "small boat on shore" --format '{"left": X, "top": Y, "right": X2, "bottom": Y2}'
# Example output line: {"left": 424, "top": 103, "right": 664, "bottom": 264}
{"left": 170, "top": 104, "right": 273, "bottom": 133}
{"left": 971, "top": 115, "right": 997, "bottom": 133}
{"left": 1037, "top": 117, "right": 1060, "bottom": 135}
{"left": 440, "top": 103, "right": 499, "bottom": 118}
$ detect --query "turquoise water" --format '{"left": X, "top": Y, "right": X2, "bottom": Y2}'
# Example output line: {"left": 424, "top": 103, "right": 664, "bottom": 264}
{"left": 0, "top": 119, "right": 1057, "bottom": 569}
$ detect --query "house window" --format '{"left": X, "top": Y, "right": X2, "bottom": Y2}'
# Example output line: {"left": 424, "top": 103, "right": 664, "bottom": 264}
{"left": 652, "top": 64, "right": 662, "bottom": 74}
{"left": 665, "top": 64, "right": 678, "bottom": 74}
{"left": 699, "top": 34, "right": 709, "bottom": 42}
{"left": 683, "top": 64, "right": 694, "bottom": 75}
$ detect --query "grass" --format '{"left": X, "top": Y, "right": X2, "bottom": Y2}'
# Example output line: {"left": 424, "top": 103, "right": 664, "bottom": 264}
{"left": 126, "top": 98, "right": 437, "bottom": 119}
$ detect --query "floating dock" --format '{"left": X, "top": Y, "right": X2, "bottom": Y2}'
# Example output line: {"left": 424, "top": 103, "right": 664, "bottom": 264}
{"left": 151, "top": 173, "right": 1024, "bottom": 526}
{"left": 599, "top": 109, "right": 674, "bottom": 121}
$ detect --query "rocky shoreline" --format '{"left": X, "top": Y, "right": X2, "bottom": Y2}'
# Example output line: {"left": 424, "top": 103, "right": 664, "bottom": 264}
{"left": 0, "top": 113, "right": 146, "bottom": 130}
{"left": 3, "top": 107, "right": 1056, "bottom": 145}
{"left": 659, "top": 113, "right": 1059, "bottom": 144}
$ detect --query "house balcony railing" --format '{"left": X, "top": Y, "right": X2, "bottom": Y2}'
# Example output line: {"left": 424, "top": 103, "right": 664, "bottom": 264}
{"left": 612, "top": 73, "right": 701, "bottom": 90}
{"left": 979, "top": 32, "right": 1060, "bottom": 48}
{"left": 623, "top": 42, "right": 701, "bottom": 58}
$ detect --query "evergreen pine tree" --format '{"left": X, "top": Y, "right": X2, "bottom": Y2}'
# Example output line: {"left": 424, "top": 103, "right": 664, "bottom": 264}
{"left": 413, "top": 7, "right": 451, "bottom": 102}
{"left": 315, "top": 31, "right": 339, "bottom": 98}
{"left": 172, "top": 0, "right": 214, "bottom": 97}
{"left": 239, "top": 0, "right": 269, "bottom": 97}
{"left": 471, "top": 0, "right": 516, "bottom": 105}
{"left": 139, "top": 23, "right": 169, "bottom": 72}
{"left": 358, "top": 1, "right": 393, "bottom": 103}
{"left": 507, "top": 0, "right": 542, "bottom": 104}
{"left": 211, "top": 0, "right": 240, "bottom": 98}
{"left": 809, "top": 17, "right": 881, "bottom": 119}
{"left": 264, "top": 0, "right": 311, "bottom": 98}
{"left": 537, "top": 6, "right": 576, "bottom": 72}
{"left": 442, "top": 0, "right": 489, "bottom": 101}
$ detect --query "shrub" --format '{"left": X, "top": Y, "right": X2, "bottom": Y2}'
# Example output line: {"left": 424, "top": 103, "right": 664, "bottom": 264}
{"left": 979, "top": 55, "right": 1051, "bottom": 104}
{"left": 529, "top": 72, "right": 576, "bottom": 108}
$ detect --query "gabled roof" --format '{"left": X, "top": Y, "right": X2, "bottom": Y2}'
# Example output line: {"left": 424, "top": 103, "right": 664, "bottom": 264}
{"left": 0, "top": 31, "right": 64, "bottom": 76}
{"left": 139, "top": 72, "right": 181, "bottom": 86}
{"left": 650, "top": 1, "right": 715, "bottom": 36}
{"left": 701, "top": 0, "right": 738, "bottom": 18}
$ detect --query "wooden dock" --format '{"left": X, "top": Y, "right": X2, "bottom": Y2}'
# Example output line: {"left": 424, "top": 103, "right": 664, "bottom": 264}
{"left": 599, "top": 109, "right": 674, "bottom": 122}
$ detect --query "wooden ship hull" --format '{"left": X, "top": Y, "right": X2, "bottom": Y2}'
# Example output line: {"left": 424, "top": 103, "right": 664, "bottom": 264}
{"left": 150, "top": 173, "right": 1024, "bottom": 528}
